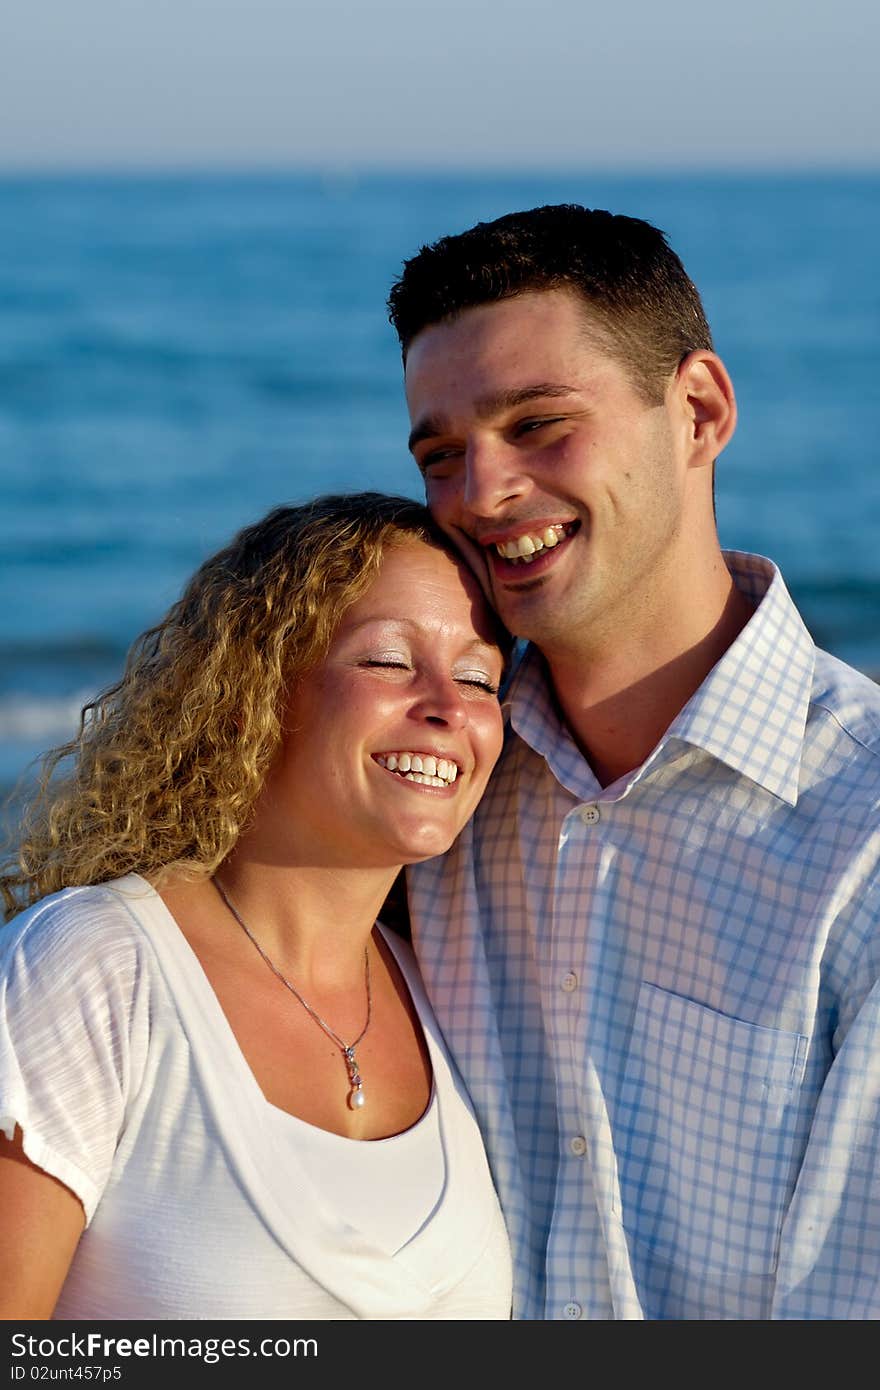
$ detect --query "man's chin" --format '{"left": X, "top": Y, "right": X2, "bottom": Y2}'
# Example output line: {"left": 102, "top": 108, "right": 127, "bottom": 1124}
{"left": 488, "top": 573, "right": 564, "bottom": 645}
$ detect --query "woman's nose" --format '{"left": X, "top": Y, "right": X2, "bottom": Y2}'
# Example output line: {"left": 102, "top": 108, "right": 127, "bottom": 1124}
{"left": 410, "top": 674, "right": 468, "bottom": 730}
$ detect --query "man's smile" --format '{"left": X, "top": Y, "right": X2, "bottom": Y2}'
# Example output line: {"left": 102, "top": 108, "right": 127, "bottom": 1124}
{"left": 475, "top": 520, "right": 581, "bottom": 583}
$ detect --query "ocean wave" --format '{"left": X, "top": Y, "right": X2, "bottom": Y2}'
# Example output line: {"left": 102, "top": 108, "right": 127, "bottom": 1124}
{"left": 0, "top": 693, "right": 87, "bottom": 742}
{"left": 0, "top": 634, "right": 124, "bottom": 661}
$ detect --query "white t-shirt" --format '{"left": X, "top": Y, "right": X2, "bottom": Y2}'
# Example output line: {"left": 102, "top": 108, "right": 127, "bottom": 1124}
{"left": 0, "top": 875, "right": 512, "bottom": 1320}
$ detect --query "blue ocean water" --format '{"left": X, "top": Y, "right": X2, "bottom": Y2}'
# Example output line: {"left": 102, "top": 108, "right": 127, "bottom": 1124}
{"left": 1, "top": 171, "right": 879, "bottom": 801}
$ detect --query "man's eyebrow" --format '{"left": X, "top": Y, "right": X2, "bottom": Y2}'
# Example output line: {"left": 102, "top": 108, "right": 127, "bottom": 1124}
{"left": 407, "top": 383, "right": 577, "bottom": 453}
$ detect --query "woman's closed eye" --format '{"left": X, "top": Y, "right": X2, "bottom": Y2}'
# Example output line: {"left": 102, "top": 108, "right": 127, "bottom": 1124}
{"left": 361, "top": 657, "right": 411, "bottom": 671}
{"left": 360, "top": 658, "right": 498, "bottom": 696}
{"left": 455, "top": 672, "right": 500, "bottom": 695}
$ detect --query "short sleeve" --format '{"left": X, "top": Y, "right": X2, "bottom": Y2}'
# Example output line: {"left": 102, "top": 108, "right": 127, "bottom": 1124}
{"left": 0, "top": 886, "right": 152, "bottom": 1223}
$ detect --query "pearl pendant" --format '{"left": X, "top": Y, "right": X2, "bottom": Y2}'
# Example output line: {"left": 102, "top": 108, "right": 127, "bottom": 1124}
{"left": 344, "top": 1046, "right": 365, "bottom": 1109}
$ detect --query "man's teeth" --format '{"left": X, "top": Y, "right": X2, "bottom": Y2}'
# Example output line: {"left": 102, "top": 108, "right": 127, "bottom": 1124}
{"left": 375, "top": 752, "right": 459, "bottom": 786}
{"left": 495, "top": 524, "right": 567, "bottom": 563}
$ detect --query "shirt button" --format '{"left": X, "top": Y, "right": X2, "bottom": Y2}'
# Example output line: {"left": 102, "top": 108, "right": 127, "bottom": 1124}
{"left": 570, "top": 1135, "right": 587, "bottom": 1156}
{"left": 563, "top": 1301, "right": 582, "bottom": 1320}
{"left": 579, "top": 804, "right": 600, "bottom": 825}
{"left": 561, "top": 971, "right": 578, "bottom": 992}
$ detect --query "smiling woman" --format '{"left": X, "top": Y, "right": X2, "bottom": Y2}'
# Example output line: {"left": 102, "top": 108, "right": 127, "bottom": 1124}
{"left": 258, "top": 540, "right": 504, "bottom": 874}
{"left": 0, "top": 493, "right": 512, "bottom": 1321}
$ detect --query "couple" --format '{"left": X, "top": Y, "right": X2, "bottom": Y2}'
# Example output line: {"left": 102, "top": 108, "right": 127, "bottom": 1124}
{"left": 3, "top": 205, "right": 880, "bottom": 1321}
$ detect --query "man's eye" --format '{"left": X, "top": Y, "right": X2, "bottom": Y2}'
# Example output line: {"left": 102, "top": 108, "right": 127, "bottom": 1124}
{"left": 515, "top": 416, "right": 563, "bottom": 436}
{"left": 419, "top": 447, "right": 462, "bottom": 473}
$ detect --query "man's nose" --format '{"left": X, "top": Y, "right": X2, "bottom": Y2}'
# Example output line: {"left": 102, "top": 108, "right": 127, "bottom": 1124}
{"left": 462, "top": 439, "right": 528, "bottom": 518}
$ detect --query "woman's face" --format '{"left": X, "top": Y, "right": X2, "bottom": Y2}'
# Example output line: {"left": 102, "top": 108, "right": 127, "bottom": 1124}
{"left": 259, "top": 540, "right": 506, "bottom": 869}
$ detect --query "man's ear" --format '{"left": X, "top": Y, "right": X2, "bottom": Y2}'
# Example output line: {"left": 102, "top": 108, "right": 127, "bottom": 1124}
{"left": 674, "top": 351, "right": 737, "bottom": 468}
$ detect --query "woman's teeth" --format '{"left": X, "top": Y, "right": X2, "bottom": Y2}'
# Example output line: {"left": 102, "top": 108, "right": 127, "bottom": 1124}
{"left": 376, "top": 752, "right": 459, "bottom": 786}
{"left": 494, "top": 524, "right": 568, "bottom": 564}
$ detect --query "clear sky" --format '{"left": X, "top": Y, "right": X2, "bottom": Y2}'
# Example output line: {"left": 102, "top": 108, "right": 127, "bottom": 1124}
{"left": 2, "top": 0, "right": 878, "bottom": 171}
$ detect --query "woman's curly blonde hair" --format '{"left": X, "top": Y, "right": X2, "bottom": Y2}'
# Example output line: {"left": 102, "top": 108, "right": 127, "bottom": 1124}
{"left": 2, "top": 492, "right": 453, "bottom": 920}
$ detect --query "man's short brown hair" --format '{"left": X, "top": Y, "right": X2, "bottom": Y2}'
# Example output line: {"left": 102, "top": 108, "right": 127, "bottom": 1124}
{"left": 387, "top": 203, "right": 713, "bottom": 403}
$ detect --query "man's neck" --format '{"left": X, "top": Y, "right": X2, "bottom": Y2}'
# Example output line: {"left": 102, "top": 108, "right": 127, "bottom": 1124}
{"left": 544, "top": 574, "right": 755, "bottom": 789}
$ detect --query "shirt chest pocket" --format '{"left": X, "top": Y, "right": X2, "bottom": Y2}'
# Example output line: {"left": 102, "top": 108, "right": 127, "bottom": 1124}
{"left": 614, "top": 982, "right": 809, "bottom": 1279}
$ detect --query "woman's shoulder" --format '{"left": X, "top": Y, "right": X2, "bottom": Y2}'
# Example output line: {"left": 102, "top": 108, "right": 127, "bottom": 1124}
{"left": 1, "top": 874, "right": 160, "bottom": 981}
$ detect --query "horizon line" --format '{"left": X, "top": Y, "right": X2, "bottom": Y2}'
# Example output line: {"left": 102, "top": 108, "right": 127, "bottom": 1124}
{"left": 0, "top": 159, "right": 878, "bottom": 180}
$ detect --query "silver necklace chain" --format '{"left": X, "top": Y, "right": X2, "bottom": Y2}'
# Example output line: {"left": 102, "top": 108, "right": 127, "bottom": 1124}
{"left": 212, "top": 877, "right": 372, "bottom": 1111}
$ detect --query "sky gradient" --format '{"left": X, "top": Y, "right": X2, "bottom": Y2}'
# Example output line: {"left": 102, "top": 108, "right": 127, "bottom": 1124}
{"left": 3, "top": 0, "right": 878, "bottom": 171}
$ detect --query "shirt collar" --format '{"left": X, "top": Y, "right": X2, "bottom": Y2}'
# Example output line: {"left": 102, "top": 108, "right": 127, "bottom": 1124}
{"left": 505, "top": 552, "right": 816, "bottom": 807}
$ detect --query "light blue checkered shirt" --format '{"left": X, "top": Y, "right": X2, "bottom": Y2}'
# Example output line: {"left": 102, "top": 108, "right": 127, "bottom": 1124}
{"left": 407, "top": 552, "right": 880, "bottom": 1319}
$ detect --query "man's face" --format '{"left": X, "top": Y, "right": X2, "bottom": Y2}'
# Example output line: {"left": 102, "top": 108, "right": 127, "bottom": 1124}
{"left": 404, "top": 289, "right": 694, "bottom": 655}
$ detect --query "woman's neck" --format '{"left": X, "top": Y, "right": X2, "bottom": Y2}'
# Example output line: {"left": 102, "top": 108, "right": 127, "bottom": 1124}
{"left": 207, "top": 854, "right": 398, "bottom": 989}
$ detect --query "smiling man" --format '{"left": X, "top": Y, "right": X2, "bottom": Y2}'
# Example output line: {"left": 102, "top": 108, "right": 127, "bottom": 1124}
{"left": 387, "top": 204, "right": 880, "bottom": 1320}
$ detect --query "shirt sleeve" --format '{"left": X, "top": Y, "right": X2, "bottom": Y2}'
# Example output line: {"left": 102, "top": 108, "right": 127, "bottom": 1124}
{"left": 0, "top": 888, "right": 151, "bottom": 1224}
{"left": 772, "top": 887, "right": 880, "bottom": 1318}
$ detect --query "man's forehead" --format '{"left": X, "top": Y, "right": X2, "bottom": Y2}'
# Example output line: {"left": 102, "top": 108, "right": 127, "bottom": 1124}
{"left": 404, "top": 290, "right": 620, "bottom": 377}
{"left": 403, "top": 288, "right": 653, "bottom": 418}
